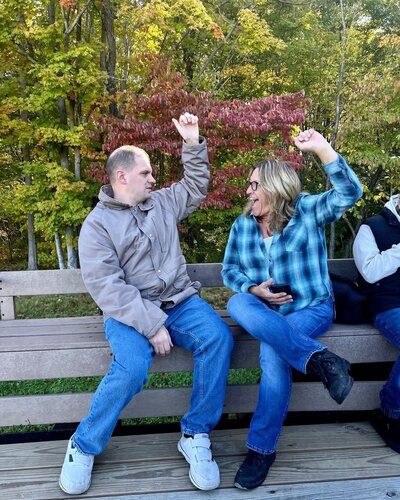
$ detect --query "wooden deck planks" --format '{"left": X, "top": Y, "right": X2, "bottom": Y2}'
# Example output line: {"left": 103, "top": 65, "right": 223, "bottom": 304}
{"left": 96, "top": 477, "right": 400, "bottom": 500}
{"left": 1, "top": 423, "right": 400, "bottom": 499}
{"left": 0, "top": 424, "right": 384, "bottom": 470}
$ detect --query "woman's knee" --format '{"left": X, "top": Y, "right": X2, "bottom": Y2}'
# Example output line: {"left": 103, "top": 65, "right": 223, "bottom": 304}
{"left": 227, "top": 292, "right": 252, "bottom": 319}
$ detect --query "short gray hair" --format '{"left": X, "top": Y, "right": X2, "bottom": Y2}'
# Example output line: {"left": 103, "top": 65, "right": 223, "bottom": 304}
{"left": 106, "top": 146, "right": 149, "bottom": 183}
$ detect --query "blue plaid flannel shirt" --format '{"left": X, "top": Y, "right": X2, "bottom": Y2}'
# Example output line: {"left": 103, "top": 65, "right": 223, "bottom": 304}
{"left": 222, "top": 154, "right": 363, "bottom": 315}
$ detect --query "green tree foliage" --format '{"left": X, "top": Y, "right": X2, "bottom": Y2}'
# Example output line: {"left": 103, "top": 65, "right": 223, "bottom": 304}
{"left": 0, "top": 0, "right": 398, "bottom": 268}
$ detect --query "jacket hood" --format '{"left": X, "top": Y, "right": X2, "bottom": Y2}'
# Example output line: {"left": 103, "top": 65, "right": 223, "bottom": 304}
{"left": 98, "top": 185, "right": 153, "bottom": 211}
{"left": 384, "top": 193, "right": 400, "bottom": 224}
{"left": 98, "top": 185, "right": 129, "bottom": 210}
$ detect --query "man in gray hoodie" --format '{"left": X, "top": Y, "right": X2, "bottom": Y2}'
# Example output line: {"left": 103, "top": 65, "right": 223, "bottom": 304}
{"left": 353, "top": 193, "right": 400, "bottom": 453}
{"left": 59, "top": 113, "right": 233, "bottom": 495}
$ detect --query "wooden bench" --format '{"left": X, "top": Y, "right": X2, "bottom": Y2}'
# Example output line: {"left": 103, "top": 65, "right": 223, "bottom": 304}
{"left": 0, "top": 258, "right": 397, "bottom": 426}
{"left": 0, "top": 258, "right": 399, "bottom": 499}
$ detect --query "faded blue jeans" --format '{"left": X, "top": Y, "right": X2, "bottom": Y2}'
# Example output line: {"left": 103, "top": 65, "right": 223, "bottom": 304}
{"left": 227, "top": 293, "right": 334, "bottom": 454}
{"left": 375, "top": 308, "right": 400, "bottom": 420}
{"left": 73, "top": 295, "right": 233, "bottom": 456}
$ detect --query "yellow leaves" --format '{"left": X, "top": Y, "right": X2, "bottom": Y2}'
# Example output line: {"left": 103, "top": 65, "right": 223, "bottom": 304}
{"left": 35, "top": 126, "right": 84, "bottom": 147}
{"left": 290, "top": 125, "right": 301, "bottom": 139}
{"left": 220, "top": 64, "right": 283, "bottom": 98}
{"left": 120, "top": 0, "right": 222, "bottom": 55}
{"left": 11, "top": 160, "right": 92, "bottom": 235}
{"left": 379, "top": 34, "right": 400, "bottom": 49}
{"left": 237, "top": 8, "right": 286, "bottom": 55}
{"left": 173, "top": 0, "right": 221, "bottom": 36}
{"left": 131, "top": 24, "right": 165, "bottom": 55}
{"left": 373, "top": 192, "right": 386, "bottom": 202}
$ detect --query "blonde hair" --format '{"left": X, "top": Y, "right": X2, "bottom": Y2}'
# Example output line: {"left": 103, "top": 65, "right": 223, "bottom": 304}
{"left": 244, "top": 158, "right": 301, "bottom": 233}
{"left": 106, "top": 146, "right": 150, "bottom": 183}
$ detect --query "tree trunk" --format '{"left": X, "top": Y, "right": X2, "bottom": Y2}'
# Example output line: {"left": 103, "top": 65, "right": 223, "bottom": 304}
{"left": 328, "top": 0, "right": 347, "bottom": 258}
{"left": 55, "top": 233, "right": 66, "bottom": 269}
{"left": 20, "top": 77, "right": 38, "bottom": 270}
{"left": 101, "top": 0, "right": 118, "bottom": 116}
{"left": 57, "top": 96, "right": 78, "bottom": 266}
{"left": 48, "top": 0, "right": 56, "bottom": 24}
{"left": 27, "top": 212, "right": 38, "bottom": 270}
{"left": 66, "top": 226, "right": 78, "bottom": 268}
{"left": 74, "top": 148, "right": 81, "bottom": 180}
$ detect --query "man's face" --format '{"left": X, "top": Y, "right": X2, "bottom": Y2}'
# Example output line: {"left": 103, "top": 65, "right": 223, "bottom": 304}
{"left": 123, "top": 153, "right": 156, "bottom": 205}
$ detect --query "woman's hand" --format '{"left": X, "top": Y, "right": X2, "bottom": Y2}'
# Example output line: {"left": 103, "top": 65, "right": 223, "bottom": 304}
{"left": 294, "top": 129, "right": 338, "bottom": 164}
{"left": 249, "top": 278, "right": 293, "bottom": 306}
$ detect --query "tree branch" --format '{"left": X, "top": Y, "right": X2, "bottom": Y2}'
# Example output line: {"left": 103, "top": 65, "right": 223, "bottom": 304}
{"left": 342, "top": 213, "right": 356, "bottom": 239}
{"left": 275, "top": 0, "right": 311, "bottom": 5}
{"left": 63, "top": 0, "right": 93, "bottom": 35}
{"left": 16, "top": 47, "right": 38, "bottom": 65}
{"left": 192, "top": 19, "right": 238, "bottom": 89}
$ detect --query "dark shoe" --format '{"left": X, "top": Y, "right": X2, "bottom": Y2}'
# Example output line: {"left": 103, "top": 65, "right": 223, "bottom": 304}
{"left": 307, "top": 350, "right": 353, "bottom": 404}
{"left": 371, "top": 409, "right": 400, "bottom": 453}
{"left": 234, "top": 450, "right": 276, "bottom": 490}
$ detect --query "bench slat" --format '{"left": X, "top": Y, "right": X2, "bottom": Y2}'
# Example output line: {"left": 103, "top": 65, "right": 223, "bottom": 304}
{"left": 0, "top": 330, "right": 396, "bottom": 381}
{"left": 0, "top": 381, "right": 383, "bottom": 427}
{"left": 0, "top": 269, "right": 87, "bottom": 296}
{"left": 0, "top": 264, "right": 224, "bottom": 296}
{"left": 0, "top": 259, "right": 357, "bottom": 297}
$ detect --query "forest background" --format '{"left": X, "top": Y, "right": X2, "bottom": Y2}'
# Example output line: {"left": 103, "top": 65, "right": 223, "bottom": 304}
{"left": 0, "top": 0, "right": 399, "bottom": 271}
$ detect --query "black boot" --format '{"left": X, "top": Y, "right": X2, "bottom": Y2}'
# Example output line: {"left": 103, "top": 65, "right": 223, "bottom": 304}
{"left": 307, "top": 350, "right": 353, "bottom": 404}
{"left": 234, "top": 450, "right": 276, "bottom": 490}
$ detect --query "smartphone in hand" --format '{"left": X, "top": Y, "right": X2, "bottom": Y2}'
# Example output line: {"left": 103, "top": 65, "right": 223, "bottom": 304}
{"left": 269, "top": 284, "right": 293, "bottom": 296}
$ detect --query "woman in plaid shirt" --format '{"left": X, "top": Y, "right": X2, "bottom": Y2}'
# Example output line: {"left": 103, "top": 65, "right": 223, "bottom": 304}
{"left": 222, "top": 129, "right": 363, "bottom": 490}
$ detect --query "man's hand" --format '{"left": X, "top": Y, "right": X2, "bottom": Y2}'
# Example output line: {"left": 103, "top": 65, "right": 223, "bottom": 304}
{"left": 249, "top": 278, "right": 293, "bottom": 306}
{"left": 172, "top": 113, "right": 199, "bottom": 145}
{"left": 149, "top": 326, "right": 174, "bottom": 356}
{"left": 294, "top": 129, "right": 338, "bottom": 165}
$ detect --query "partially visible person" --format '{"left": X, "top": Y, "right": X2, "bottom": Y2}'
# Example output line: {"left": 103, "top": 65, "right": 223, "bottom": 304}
{"left": 59, "top": 113, "right": 233, "bottom": 495}
{"left": 353, "top": 193, "right": 400, "bottom": 452}
{"left": 222, "top": 129, "right": 363, "bottom": 490}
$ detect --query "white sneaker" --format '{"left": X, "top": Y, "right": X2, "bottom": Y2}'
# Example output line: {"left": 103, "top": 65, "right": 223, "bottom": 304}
{"left": 59, "top": 438, "right": 94, "bottom": 495}
{"left": 178, "top": 433, "right": 220, "bottom": 490}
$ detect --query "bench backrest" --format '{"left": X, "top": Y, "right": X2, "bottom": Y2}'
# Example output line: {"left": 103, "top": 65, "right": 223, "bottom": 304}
{"left": 0, "top": 259, "right": 357, "bottom": 320}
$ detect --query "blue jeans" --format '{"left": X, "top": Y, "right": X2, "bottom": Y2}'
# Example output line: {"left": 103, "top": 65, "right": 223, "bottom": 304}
{"left": 227, "top": 293, "right": 334, "bottom": 454}
{"left": 74, "top": 295, "right": 233, "bottom": 455}
{"left": 375, "top": 308, "right": 400, "bottom": 419}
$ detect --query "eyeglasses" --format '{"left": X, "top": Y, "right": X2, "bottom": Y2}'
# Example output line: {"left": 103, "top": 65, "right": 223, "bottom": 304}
{"left": 248, "top": 181, "right": 260, "bottom": 192}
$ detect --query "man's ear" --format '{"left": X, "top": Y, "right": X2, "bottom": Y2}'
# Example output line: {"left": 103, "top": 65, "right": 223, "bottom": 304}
{"left": 116, "top": 169, "right": 126, "bottom": 184}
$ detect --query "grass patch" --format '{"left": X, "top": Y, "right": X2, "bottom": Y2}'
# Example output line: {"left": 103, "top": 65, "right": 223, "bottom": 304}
{"left": 15, "top": 288, "right": 232, "bottom": 320}
{"left": 201, "top": 287, "right": 235, "bottom": 310}
{"left": 16, "top": 293, "right": 100, "bottom": 319}
{"left": 0, "top": 368, "right": 260, "bottom": 399}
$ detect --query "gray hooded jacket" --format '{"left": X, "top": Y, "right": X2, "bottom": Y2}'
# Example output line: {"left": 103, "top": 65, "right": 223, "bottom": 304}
{"left": 78, "top": 139, "right": 209, "bottom": 338}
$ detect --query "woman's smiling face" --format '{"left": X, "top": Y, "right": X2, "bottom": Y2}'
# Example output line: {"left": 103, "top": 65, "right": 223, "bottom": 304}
{"left": 247, "top": 167, "right": 269, "bottom": 218}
